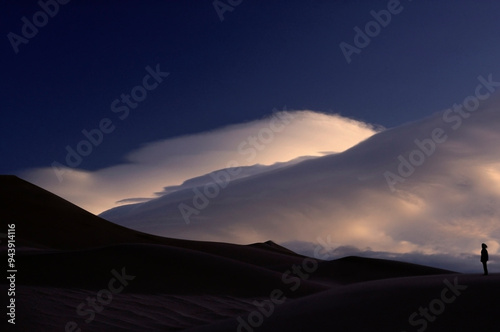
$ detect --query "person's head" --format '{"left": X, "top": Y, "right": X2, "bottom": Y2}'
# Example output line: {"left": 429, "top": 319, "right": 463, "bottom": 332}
{"left": 482, "top": 243, "right": 488, "bottom": 249}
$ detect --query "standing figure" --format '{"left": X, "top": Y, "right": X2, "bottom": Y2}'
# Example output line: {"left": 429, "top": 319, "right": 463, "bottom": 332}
{"left": 481, "top": 243, "right": 489, "bottom": 276}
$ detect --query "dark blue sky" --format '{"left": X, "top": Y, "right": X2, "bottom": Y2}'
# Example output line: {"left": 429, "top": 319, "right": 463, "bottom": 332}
{"left": 2, "top": 0, "right": 500, "bottom": 174}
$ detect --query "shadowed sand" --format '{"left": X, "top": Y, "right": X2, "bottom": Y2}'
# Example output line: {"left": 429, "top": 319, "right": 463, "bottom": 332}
{"left": 2, "top": 175, "right": 498, "bottom": 331}
{"left": 185, "top": 273, "right": 500, "bottom": 332}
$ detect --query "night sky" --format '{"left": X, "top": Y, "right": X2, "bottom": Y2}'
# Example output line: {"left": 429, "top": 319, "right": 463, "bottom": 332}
{"left": 2, "top": 0, "right": 500, "bottom": 174}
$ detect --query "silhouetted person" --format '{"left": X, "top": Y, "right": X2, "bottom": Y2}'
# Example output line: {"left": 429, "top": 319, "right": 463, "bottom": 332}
{"left": 481, "top": 243, "right": 489, "bottom": 276}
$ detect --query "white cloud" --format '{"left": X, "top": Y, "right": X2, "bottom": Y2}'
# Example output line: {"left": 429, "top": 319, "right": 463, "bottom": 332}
{"left": 100, "top": 91, "right": 500, "bottom": 271}
{"left": 21, "top": 110, "right": 378, "bottom": 214}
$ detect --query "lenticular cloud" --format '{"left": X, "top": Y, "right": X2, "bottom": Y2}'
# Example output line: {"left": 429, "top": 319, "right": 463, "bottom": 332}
{"left": 101, "top": 92, "right": 500, "bottom": 271}
{"left": 21, "top": 110, "right": 378, "bottom": 215}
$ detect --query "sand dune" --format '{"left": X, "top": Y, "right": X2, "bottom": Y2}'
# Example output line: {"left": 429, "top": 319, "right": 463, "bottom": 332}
{"left": 3, "top": 285, "right": 261, "bottom": 332}
{"left": 185, "top": 274, "right": 500, "bottom": 332}
{"left": 2, "top": 175, "right": 497, "bottom": 331}
{"left": 12, "top": 243, "right": 328, "bottom": 297}
{"left": 0, "top": 175, "right": 309, "bottom": 268}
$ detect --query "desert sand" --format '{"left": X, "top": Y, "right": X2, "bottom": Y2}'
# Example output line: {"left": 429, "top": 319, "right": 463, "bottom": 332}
{"left": 1, "top": 175, "right": 498, "bottom": 331}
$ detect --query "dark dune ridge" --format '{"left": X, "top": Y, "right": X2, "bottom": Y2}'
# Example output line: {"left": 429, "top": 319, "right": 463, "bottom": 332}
{"left": 1, "top": 175, "right": 498, "bottom": 331}
{"left": 13, "top": 243, "right": 327, "bottom": 297}
{"left": 1, "top": 175, "right": 307, "bottom": 266}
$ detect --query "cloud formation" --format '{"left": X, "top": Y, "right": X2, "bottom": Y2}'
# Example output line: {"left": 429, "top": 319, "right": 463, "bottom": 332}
{"left": 101, "top": 91, "right": 500, "bottom": 272}
{"left": 21, "top": 110, "right": 378, "bottom": 214}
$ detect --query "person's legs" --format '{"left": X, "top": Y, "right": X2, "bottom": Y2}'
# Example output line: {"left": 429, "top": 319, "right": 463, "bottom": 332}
{"left": 482, "top": 261, "right": 488, "bottom": 275}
